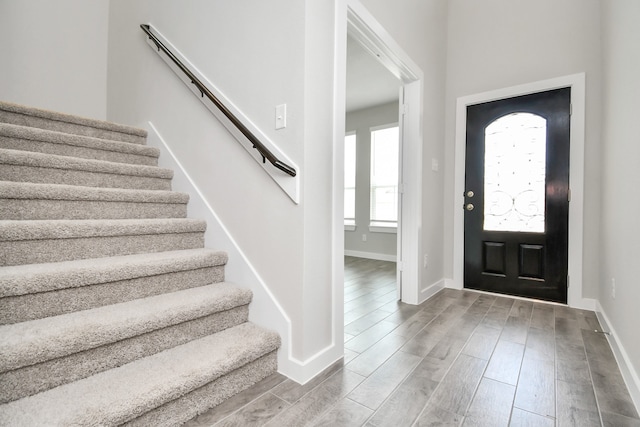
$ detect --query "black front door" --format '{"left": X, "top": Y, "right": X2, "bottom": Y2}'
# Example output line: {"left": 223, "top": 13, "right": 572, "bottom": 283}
{"left": 464, "top": 88, "right": 570, "bottom": 303}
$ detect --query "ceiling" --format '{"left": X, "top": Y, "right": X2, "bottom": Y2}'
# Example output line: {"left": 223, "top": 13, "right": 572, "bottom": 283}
{"left": 346, "top": 35, "right": 401, "bottom": 113}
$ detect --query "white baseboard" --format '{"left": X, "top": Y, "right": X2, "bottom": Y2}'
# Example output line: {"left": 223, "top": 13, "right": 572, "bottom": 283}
{"left": 445, "top": 277, "right": 463, "bottom": 290}
{"left": 572, "top": 297, "right": 597, "bottom": 311}
{"left": 419, "top": 279, "right": 445, "bottom": 304}
{"left": 596, "top": 301, "right": 640, "bottom": 413}
{"left": 280, "top": 343, "right": 344, "bottom": 385}
{"left": 344, "top": 250, "right": 396, "bottom": 262}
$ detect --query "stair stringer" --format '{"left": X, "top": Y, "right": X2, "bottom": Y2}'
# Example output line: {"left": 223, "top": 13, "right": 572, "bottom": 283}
{"left": 143, "top": 123, "right": 295, "bottom": 369}
{"left": 145, "top": 122, "right": 342, "bottom": 384}
{"left": 146, "top": 122, "right": 345, "bottom": 385}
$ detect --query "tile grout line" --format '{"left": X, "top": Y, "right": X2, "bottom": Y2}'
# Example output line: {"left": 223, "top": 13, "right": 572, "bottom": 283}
{"left": 457, "top": 294, "right": 508, "bottom": 426}
{"left": 408, "top": 292, "right": 495, "bottom": 426}
{"left": 355, "top": 296, "right": 461, "bottom": 426}
{"left": 506, "top": 300, "right": 537, "bottom": 426}
{"left": 552, "top": 305, "right": 561, "bottom": 427}
{"left": 454, "top": 295, "right": 499, "bottom": 424}
{"left": 210, "top": 379, "right": 289, "bottom": 426}
{"left": 581, "top": 326, "right": 606, "bottom": 427}
{"left": 345, "top": 299, "right": 443, "bottom": 425}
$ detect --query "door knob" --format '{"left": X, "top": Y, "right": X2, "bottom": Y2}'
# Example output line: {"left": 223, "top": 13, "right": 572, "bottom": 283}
{"left": 466, "top": 203, "right": 474, "bottom": 211}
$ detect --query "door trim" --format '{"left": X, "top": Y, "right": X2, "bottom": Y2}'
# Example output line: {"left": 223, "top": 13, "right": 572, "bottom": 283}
{"left": 335, "top": 0, "right": 425, "bottom": 310}
{"left": 452, "top": 73, "right": 593, "bottom": 310}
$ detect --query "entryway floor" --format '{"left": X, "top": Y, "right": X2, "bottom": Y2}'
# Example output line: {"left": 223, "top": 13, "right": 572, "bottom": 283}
{"left": 184, "top": 256, "right": 639, "bottom": 426}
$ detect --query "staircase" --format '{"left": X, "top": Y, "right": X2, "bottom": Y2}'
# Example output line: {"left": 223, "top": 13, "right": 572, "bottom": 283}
{"left": 0, "top": 101, "right": 280, "bottom": 426}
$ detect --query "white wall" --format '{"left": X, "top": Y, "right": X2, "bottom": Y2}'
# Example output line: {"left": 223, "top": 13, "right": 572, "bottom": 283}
{"left": 599, "top": 0, "right": 640, "bottom": 402}
{"left": 106, "top": 0, "right": 340, "bottom": 382}
{"left": 443, "top": 0, "right": 603, "bottom": 300}
{"left": 301, "top": 0, "right": 339, "bottom": 364}
{"left": 0, "top": 0, "right": 108, "bottom": 119}
{"left": 345, "top": 102, "right": 399, "bottom": 259}
{"left": 359, "top": 0, "right": 448, "bottom": 293}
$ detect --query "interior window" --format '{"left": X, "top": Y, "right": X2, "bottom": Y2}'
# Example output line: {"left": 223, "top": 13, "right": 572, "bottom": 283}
{"left": 370, "top": 125, "right": 399, "bottom": 229}
{"left": 344, "top": 132, "right": 357, "bottom": 228}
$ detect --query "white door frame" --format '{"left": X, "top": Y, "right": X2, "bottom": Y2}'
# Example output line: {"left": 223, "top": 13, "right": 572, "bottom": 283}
{"left": 452, "top": 73, "right": 594, "bottom": 310}
{"left": 334, "top": 0, "right": 424, "bottom": 307}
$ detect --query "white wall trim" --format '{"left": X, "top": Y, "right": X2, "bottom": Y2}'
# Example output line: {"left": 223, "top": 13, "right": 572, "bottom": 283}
{"left": 338, "top": 0, "right": 424, "bottom": 306}
{"left": 452, "top": 73, "right": 586, "bottom": 307}
{"left": 596, "top": 300, "right": 640, "bottom": 413}
{"left": 345, "top": 250, "right": 397, "bottom": 262}
{"left": 332, "top": 0, "right": 349, "bottom": 383}
{"left": 398, "top": 79, "right": 424, "bottom": 305}
{"left": 146, "top": 122, "right": 328, "bottom": 383}
{"left": 571, "top": 297, "right": 597, "bottom": 312}
{"left": 142, "top": 24, "right": 300, "bottom": 204}
{"left": 445, "top": 277, "right": 462, "bottom": 290}
{"left": 421, "top": 278, "right": 446, "bottom": 302}
{"left": 278, "top": 344, "right": 344, "bottom": 385}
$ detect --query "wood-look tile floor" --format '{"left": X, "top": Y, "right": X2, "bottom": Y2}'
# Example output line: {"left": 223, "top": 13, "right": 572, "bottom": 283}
{"left": 184, "top": 256, "right": 640, "bottom": 426}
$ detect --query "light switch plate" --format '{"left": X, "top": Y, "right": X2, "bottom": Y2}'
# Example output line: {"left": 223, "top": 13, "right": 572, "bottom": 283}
{"left": 275, "top": 104, "right": 286, "bottom": 129}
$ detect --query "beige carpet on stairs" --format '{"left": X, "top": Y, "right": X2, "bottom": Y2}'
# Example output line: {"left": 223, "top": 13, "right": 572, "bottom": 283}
{"left": 0, "top": 100, "right": 280, "bottom": 426}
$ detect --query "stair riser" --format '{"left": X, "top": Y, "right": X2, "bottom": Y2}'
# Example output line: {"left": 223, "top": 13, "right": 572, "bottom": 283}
{"left": 0, "top": 164, "right": 172, "bottom": 191}
{"left": 0, "top": 199, "right": 187, "bottom": 221}
{"left": 0, "top": 306, "right": 250, "bottom": 404}
{"left": 0, "top": 232, "right": 205, "bottom": 266}
{"left": 125, "top": 352, "right": 278, "bottom": 427}
{"left": 0, "top": 110, "right": 146, "bottom": 145}
{"left": 0, "top": 136, "right": 158, "bottom": 166}
{"left": 0, "top": 266, "right": 224, "bottom": 324}
{"left": 0, "top": 104, "right": 281, "bottom": 425}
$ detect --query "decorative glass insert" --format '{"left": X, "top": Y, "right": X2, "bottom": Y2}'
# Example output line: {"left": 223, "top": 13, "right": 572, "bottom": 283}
{"left": 484, "top": 113, "right": 546, "bottom": 233}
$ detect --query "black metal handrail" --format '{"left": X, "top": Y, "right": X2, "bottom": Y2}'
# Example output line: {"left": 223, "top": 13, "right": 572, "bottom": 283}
{"left": 140, "top": 24, "right": 296, "bottom": 177}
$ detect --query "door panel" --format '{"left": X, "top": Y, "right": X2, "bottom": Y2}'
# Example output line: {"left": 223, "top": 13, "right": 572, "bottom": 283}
{"left": 464, "top": 88, "right": 570, "bottom": 303}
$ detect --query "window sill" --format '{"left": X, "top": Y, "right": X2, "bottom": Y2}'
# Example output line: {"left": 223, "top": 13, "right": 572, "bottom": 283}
{"left": 344, "top": 220, "right": 356, "bottom": 232}
{"left": 369, "top": 222, "right": 397, "bottom": 234}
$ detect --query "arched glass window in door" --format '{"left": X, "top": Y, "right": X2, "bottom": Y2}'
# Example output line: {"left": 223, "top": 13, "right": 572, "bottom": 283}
{"left": 484, "top": 112, "right": 546, "bottom": 233}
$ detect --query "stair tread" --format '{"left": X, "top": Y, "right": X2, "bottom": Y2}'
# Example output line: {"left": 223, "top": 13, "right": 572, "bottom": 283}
{"left": 0, "top": 322, "right": 279, "bottom": 426}
{"left": 0, "top": 282, "right": 252, "bottom": 372}
{"left": 0, "top": 248, "right": 227, "bottom": 297}
{"left": 0, "top": 218, "right": 206, "bottom": 241}
{"left": 0, "top": 122, "right": 158, "bottom": 158}
{"left": 0, "top": 148, "right": 172, "bottom": 178}
{"left": 0, "top": 101, "right": 147, "bottom": 140}
{"left": 0, "top": 181, "right": 188, "bottom": 203}
{"left": 0, "top": 103, "right": 280, "bottom": 424}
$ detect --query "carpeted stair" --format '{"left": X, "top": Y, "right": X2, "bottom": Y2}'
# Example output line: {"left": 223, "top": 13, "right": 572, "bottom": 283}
{"left": 0, "top": 101, "right": 280, "bottom": 426}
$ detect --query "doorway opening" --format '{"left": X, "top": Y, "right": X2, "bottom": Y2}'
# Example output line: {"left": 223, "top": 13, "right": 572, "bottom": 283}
{"left": 344, "top": 32, "right": 402, "bottom": 299}
{"left": 336, "top": 2, "right": 424, "bottom": 320}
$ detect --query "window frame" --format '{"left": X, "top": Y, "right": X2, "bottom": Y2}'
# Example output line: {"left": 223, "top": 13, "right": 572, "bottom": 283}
{"left": 369, "top": 123, "right": 399, "bottom": 233}
{"left": 344, "top": 131, "right": 357, "bottom": 231}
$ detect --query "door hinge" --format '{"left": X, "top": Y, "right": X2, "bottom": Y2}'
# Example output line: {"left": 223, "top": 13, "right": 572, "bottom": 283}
{"left": 401, "top": 104, "right": 408, "bottom": 116}
{"left": 398, "top": 183, "right": 405, "bottom": 194}
{"left": 567, "top": 275, "right": 570, "bottom": 288}
{"left": 398, "top": 261, "right": 404, "bottom": 272}
{"left": 568, "top": 188, "right": 571, "bottom": 202}
{"left": 570, "top": 103, "right": 573, "bottom": 116}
